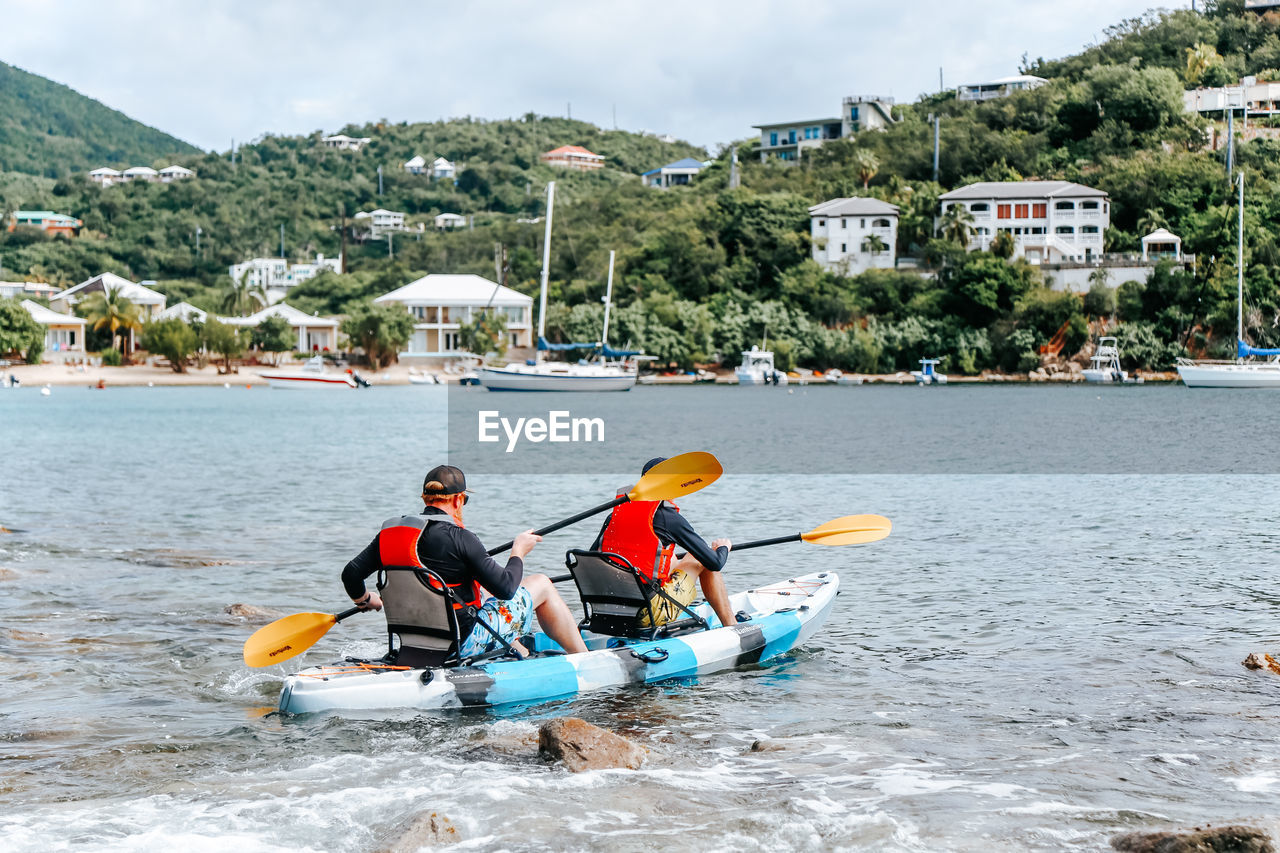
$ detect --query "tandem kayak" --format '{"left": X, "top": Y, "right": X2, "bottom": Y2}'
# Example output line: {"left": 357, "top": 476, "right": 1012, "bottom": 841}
{"left": 278, "top": 571, "right": 839, "bottom": 714}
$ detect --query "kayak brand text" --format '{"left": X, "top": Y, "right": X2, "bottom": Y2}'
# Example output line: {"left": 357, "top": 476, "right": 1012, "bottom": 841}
{"left": 477, "top": 410, "right": 605, "bottom": 453}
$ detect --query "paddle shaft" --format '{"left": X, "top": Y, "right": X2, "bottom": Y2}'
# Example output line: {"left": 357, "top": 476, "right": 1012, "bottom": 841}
{"left": 486, "top": 496, "right": 623, "bottom": 556}
{"left": 551, "top": 533, "right": 804, "bottom": 583}
{"left": 335, "top": 606, "right": 362, "bottom": 622}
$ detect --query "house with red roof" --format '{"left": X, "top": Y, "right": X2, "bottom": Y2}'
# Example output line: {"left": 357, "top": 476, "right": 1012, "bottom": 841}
{"left": 539, "top": 145, "right": 605, "bottom": 171}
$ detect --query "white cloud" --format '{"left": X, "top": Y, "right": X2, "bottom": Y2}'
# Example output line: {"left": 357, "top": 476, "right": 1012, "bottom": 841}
{"left": 0, "top": 0, "right": 1183, "bottom": 152}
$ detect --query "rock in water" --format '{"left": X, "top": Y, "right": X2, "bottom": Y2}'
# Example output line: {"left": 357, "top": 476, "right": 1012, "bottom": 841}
{"left": 1111, "top": 825, "right": 1273, "bottom": 853}
{"left": 374, "top": 811, "right": 459, "bottom": 851}
{"left": 223, "top": 603, "right": 284, "bottom": 622}
{"left": 1242, "top": 653, "right": 1280, "bottom": 675}
{"left": 538, "top": 717, "right": 646, "bottom": 772}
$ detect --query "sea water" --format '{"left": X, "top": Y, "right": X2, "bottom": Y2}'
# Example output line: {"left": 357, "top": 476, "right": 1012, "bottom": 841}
{"left": 2, "top": 384, "right": 1279, "bottom": 851}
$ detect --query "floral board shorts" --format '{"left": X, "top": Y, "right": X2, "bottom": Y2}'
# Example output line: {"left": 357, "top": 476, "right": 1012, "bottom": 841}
{"left": 637, "top": 569, "right": 698, "bottom": 628}
{"left": 457, "top": 587, "right": 535, "bottom": 658}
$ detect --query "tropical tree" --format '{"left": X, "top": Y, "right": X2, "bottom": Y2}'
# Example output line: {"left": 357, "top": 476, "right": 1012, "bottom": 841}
{"left": 1184, "top": 41, "right": 1223, "bottom": 85}
{"left": 459, "top": 309, "right": 509, "bottom": 359}
{"left": 222, "top": 270, "right": 267, "bottom": 317}
{"left": 81, "top": 285, "right": 143, "bottom": 355}
{"left": 1136, "top": 208, "right": 1167, "bottom": 236}
{"left": 141, "top": 317, "right": 197, "bottom": 372}
{"left": 202, "top": 318, "right": 244, "bottom": 374}
{"left": 939, "top": 204, "right": 975, "bottom": 248}
{"left": 860, "top": 233, "right": 889, "bottom": 259}
{"left": 853, "top": 150, "right": 880, "bottom": 189}
{"left": 0, "top": 298, "right": 45, "bottom": 363}
{"left": 340, "top": 304, "right": 413, "bottom": 370}
{"left": 250, "top": 314, "right": 294, "bottom": 365}
{"left": 990, "top": 230, "right": 1016, "bottom": 259}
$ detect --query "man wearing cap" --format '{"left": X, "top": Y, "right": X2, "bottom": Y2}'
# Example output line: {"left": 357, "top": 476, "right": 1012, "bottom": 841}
{"left": 589, "top": 457, "right": 737, "bottom": 629}
{"left": 341, "top": 464, "right": 588, "bottom": 658}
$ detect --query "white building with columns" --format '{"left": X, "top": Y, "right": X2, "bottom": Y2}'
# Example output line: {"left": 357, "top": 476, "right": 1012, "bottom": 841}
{"left": 220, "top": 303, "right": 340, "bottom": 353}
{"left": 809, "top": 198, "right": 899, "bottom": 274}
{"left": 938, "top": 181, "right": 1110, "bottom": 264}
{"left": 374, "top": 274, "right": 533, "bottom": 355}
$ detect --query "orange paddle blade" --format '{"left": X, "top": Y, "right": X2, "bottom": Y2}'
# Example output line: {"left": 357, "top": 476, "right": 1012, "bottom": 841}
{"left": 800, "top": 514, "right": 892, "bottom": 546}
{"left": 627, "top": 451, "right": 722, "bottom": 502}
{"left": 243, "top": 611, "right": 338, "bottom": 668}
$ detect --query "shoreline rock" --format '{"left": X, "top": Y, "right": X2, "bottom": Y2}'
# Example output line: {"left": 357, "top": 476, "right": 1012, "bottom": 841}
{"left": 1112, "top": 825, "right": 1273, "bottom": 852}
{"left": 538, "top": 717, "right": 646, "bottom": 772}
{"left": 374, "top": 811, "right": 460, "bottom": 851}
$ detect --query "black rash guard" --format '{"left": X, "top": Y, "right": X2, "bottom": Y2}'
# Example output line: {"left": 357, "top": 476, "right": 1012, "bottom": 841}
{"left": 591, "top": 503, "right": 729, "bottom": 572}
{"left": 342, "top": 506, "right": 524, "bottom": 637}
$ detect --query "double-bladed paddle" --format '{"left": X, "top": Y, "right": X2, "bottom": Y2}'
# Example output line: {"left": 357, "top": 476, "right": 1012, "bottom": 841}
{"left": 242, "top": 451, "right": 723, "bottom": 667}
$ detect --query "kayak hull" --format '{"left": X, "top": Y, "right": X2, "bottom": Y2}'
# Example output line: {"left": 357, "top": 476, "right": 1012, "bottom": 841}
{"left": 278, "top": 571, "right": 839, "bottom": 714}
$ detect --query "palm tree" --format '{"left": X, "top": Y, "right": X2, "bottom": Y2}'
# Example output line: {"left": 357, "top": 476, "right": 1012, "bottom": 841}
{"left": 853, "top": 150, "right": 880, "bottom": 190}
{"left": 82, "top": 285, "right": 143, "bottom": 355}
{"left": 222, "top": 270, "right": 268, "bottom": 317}
{"left": 861, "top": 233, "right": 889, "bottom": 258}
{"left": 1136, "top": 208, "right": 1167, "bottom": 236}
{"left": 940, "top": 203, "right": 975, "bottom": 247}
{"left": 1184, "top": 42, "right": 1221, "bottom": 85}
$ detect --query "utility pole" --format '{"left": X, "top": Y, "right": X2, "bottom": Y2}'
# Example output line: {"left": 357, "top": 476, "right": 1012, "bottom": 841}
{"left": 339, "top": 208, "right": 348, "bottom": 274}
{"left": 377, "top": 164, "right": 383, "bottom": 195}
{"left": 387, "top": 232, "right": 393, "bottom": 259}
{"left": 932, "top": 114, "right": 941, "bottom": 183}
{"left": 728, "top": 145, "right": 741, "bottom": 189}
{"left": 1227, "top": 106, "right": 1235, "bottom": 181}
{"left": 939, "top": 67, "right": 944, "bottom": 92}
{"left": 612, "top": 104, "right": 617, "bottom": 129}
{"left": 567, "top": 102, "right": 571, "bottom": 119}
{"left": 279, "top": 223, "right": 285, "bottom": 258}
{"left": 195, "top": 225, "right": 202, "bottom": 258}
{"left": 231, "top": 139, "right": 236, "bottom": 168}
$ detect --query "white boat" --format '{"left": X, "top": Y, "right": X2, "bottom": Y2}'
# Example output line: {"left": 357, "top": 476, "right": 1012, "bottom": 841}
{"left": 257, "top": 355, "right": 360, "bottom": 389}
{"left": 735, "top": 346, "right": 787, "bottom": 386}
{"left": 910, "top": 358, "right": 947, "bottom": 385}
{"left": 824, "top": 368, "right": 863, "bottom": 386}
{"left": 1177, "top": 171, "right": 1280, "bottom": 388}
{"left": 479, "top": 186, "right": 638, "bottom": 392}
{"left": 407, "top": 368, "right": 438, "bottom": 385}
{"left": 1082, "top": 337, "right": 1134, "bottom": 383}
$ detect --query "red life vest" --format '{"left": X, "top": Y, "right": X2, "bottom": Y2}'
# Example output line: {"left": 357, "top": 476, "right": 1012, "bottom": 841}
{"left": 600, "top": 498, "right": 677, "bottom": 583}
{"left": 378, "top": 515, "right": 482, "bottom": 610}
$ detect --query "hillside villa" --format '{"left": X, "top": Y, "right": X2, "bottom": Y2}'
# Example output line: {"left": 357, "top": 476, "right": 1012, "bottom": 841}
{"left": 321, "top": 134, "right": 372, "bottom": 151}
{"left": 159, "top": 165, "right": 196, "bottom": 182}
{"left": 406, "top": 156, "right": 456, "bottom": 178}
{"left": 939, "top": 181, "right": 1109, "bottom": 264}
{"left": 1184, "top": 74, "right": 1280, "bottom": 118}
{"left": 122, "top": 166, "right": 159, "bottom": 182}
{"left": 89, "top": 165, "right": 193, "bottom": 186}
{"left": 354, "top": 209, "right": 412, "bottom": 236}
{"left": 434, "top": 213, "right": 467, "bottom": 230}
{"left": 540, "top": 145, "right": 605, "bottom": 171}
{"left": 228, "top": 254, "right": 342, "bottom": 302}
{"left": 157, "top": 302, "right": 208, "bottom": 323}
{"left": 641, "top": 158, "right": 707, "bottom": 188}
{"left": 957, "top": 75, "right": 1047, "bottom": 102}
{"left": 7, "top": 210, "right": 82, "bottom": 237}
{"left": 809, "top": 198, "right": 900, "bottom": 274}
{"left": 374, "top": 273, "right": 533, "bottom": 355}
{"left": 220, "top": 303, "right": 340, "bottom": 352}
{"left": 21, "top": 300, "right": 86, "bottom": 358}
{"left": 754, "top": 95, "right": 897, "bottom": 161}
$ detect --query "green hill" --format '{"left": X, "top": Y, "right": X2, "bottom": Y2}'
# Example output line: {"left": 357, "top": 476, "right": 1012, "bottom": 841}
{"left": 0, "top": 60, "right": 200, "bottom": 177}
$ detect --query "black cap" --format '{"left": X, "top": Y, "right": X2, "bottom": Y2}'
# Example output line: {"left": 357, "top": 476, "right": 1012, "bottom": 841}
{"left": 641, "top": 457, "right": 668, "bottom": 475}
{"left": 422, "top": 464, "right": 469, "bottom": 496}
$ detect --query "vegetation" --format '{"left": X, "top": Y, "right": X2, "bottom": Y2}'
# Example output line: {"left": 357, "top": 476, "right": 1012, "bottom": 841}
{"left": 202, "top": 318, "right": 243, "bottom": 374}
{"left": 141, "top": 317, "right": 198, "bottom": 372}
{"left": 81, "top": 286, "right": 142, "bottom": 355}
{"left": 340, "top": 304, "right": 413, "bottom": 370}
{"left": 250, "top": 315, "right": 294, "bottom": 365}
{"left": 459, "top": 309, "right": 509, "bottom": 358}
{"left": 0, "top": 298, "right": 45, "bottom": 362}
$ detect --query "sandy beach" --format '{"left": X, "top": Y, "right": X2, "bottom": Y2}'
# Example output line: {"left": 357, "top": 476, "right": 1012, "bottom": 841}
{"left": 1, "top": 361, "right": 437, "bottom": 387}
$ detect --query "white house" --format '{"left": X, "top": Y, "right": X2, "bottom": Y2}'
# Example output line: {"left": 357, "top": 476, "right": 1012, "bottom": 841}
{"left": 51, "top": 272, "right": 167, "bottom": 320}
{"left": 957, "top": 75, "right": 1047, "bottom": 102}
{"left": 321, "top": 134, "right": 372, "bottom": 151}
{"left": 809, "top": 198, "right": 899, "bottom": 274}
{"left": 121, "top": 166, "right": 159, "bottom": 182}
{"left": 88, "top": 167, "right": 121, "bottom": 186}
{"left": 434, "top": 213, "right": 467, "bottom": 230}
{"left": 374, "top": 274, "right": 534, "bottom": 354}
{"left": 404, "top": 155, "right": 427, "bottom": 174}
{"left": 159, "top": 165, "right": 196, "bottom": 182}
{"left": 157, "top": 301, "right": 208, "bottom": 323}
{"left": 219, "top": 303, "right": 341, "bottom": 352}
{"left": 755, "top": 95, "right": 897, "bottom": 161}
{"left": 1184, "top": 76, "right": 1280, "bottom": 117}
{"left": 938, "top": 181, "right": 1109, "bottom": 263}
{"left": 429, "top": 157, "right": 456, "bottom": 179}
{"left": 22, "top": 300, "right": 86, "bottom": 357}
{"left": 354, "top": 209, "right": 408, "bottom": 236}
{"left": 0, "top": 281, "right": 63, "bottom": 300}
{"left": 641, "top": 158, "right": 707, "bottom": 189}
{"left": 228, "top": 254, "right": 342, "bottom": 302}
{"left": 1142, "top": 228, "right": 1183, "bottom": 262}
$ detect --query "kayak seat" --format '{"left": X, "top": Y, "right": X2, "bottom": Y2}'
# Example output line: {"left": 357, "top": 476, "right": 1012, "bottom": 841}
{"left": 377, "top": 566, "right": 463, "bottom": 669}
{"left": 565, "top": 549, "right": 708, "bottom": 640}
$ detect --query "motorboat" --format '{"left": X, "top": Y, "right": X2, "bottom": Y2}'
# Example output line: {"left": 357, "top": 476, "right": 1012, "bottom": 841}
{"left": 735, "top": 346, "right": 787, "bottom": 386}
{"left": 407, "top": 368, "right": 438, "bottom": 385}
{"left": 910, "top": 358, "right": 947, "bottom": 385}
{"left": 257, "top": 355, "right": 363, "bottom": 389}
{"left": 824, "top": 368, "right": 863, "bottom": 386}
{"left": 1082, "top": 337, "right": 1134, "bottom": 383}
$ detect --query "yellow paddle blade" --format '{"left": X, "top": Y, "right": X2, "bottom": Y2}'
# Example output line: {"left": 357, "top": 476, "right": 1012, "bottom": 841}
{"left": 243, "top": 611, "right": 338, "bottom": 668}
{"left": 800, "top": 514, "right": 892, "bottom": 546}
{"left": 627, "top": 451, "right": 723, "bottom": 502}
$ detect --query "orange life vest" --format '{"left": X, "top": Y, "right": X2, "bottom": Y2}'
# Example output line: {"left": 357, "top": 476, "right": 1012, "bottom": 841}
{"left": 378, "top": 515, "right": 483, "bottom": 610}
{"left": 600, "top": 498, "right": 677, "bottom": 584}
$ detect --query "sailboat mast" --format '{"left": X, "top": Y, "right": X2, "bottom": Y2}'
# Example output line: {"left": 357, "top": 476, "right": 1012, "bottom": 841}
{"left": 537, "top": 181, "right": 556, "bottom": 361}
{"left": 602, "top": 250, "right": 615, "bottom": 347}
{"left": 1238, "top": 170, "right": 1244, "bottom": 352}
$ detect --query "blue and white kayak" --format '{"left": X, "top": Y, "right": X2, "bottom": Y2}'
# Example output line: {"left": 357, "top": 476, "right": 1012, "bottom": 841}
{"left": 278, "top": 571, "right": 839, "bottom": 714}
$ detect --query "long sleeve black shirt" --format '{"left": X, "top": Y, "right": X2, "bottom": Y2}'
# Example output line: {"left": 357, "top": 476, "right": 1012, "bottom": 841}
{"left": 342, "top": 507, "right": 523, "bottom": 637}
{"left": 591, "top": 503, "right": 729, "bottom": 571}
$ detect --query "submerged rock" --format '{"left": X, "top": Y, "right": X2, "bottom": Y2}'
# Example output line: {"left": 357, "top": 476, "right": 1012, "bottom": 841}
{"left": 748, "top": 739, "right": 786, "bottom": 753}
{"left": 1111, "top": 825, "right": 1273, "bottom": 853}
{"left": 1242, "top": 653, "right": 1280, "bottom": 675}
{"left": 223, "top": 603, "right": 284, "bottom": 622}
{"left": 538, "top": 717, "right": 646, "bottom": 772}
{"left": 374, "top": 811, "right": 460, "bottom": 851}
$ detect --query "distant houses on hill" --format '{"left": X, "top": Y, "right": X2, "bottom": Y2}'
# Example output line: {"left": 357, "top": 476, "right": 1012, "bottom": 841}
{"left": 938, "top": 181, "right": 1108, "bottom": 264}
{"left": 354, "top": 209, "right": 417, "bottom": 237}
{"left": 641, "top": 158, "right": 707, "bottom": 188}
{"left": 540, "top": 145, "right": 604, "bottom": 171}
{"left": 321, "top": 134, "right": 372, "bottom": 151}
{"left": 405, "top": 155, "right": 456, "bottom": 178}
{"left": 88, "top": 164, "right": 195, "bottom": 186}
{"left": 956, "top": 75, "right": 1047, "bottom": 102}
{"left": 809, "top": 198, "right": 900, "bottom": 275}
{"left": 228, "top": 254, "right": 342, "bottom": 303}
{"left": 7, "top": 210, "right": 82, "bottom": 237}
{"left": 434, "top": 213, "right": 467, "bottom": 230}
{"left": 755, "top": 95, "right": 897, "bottom": 162}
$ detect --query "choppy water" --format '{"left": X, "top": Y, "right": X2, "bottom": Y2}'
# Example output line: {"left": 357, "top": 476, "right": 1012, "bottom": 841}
{"left": 3, "top": 384, "right": 1280, "bottom": 851}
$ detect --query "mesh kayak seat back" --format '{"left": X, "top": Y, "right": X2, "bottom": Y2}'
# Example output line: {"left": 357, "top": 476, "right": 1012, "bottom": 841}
{"left": 565, "top": 549, "right": 707, "bottom": 641}
{"left": 377, "top": 567, "right": 462, "bottom": 668}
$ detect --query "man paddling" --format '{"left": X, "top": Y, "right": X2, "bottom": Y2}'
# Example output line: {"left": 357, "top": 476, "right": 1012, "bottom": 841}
{"left": 589, "top": 457, "right": 738, "bottom": 628}
{"left": 342, "top": 464, "right": 587, "bottom": 658}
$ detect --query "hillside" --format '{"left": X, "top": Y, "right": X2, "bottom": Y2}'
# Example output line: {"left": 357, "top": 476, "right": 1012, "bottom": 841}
{"left": 2, "top": 1, "right": 1280, "bottom": 374}
{"left": 0, "top": 60, "right": 200, "bottom": 177}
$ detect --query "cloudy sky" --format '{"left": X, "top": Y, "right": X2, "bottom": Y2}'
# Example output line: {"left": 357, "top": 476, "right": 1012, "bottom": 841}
{"left": 1, "top": 0, "right": 1184, "bottom": 152}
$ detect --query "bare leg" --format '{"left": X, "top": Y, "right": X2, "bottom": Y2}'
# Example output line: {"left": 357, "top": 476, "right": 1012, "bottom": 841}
{"left": 522, "top": 573, "right": 588, "bottom": 654}
{"left": 671, "top": 556, "right": 735, "bottom": 628}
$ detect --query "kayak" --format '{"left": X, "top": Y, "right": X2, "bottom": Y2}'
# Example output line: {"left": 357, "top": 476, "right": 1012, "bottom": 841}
{"left": 277, "top": 571, "right": 839, "bottom": 714}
